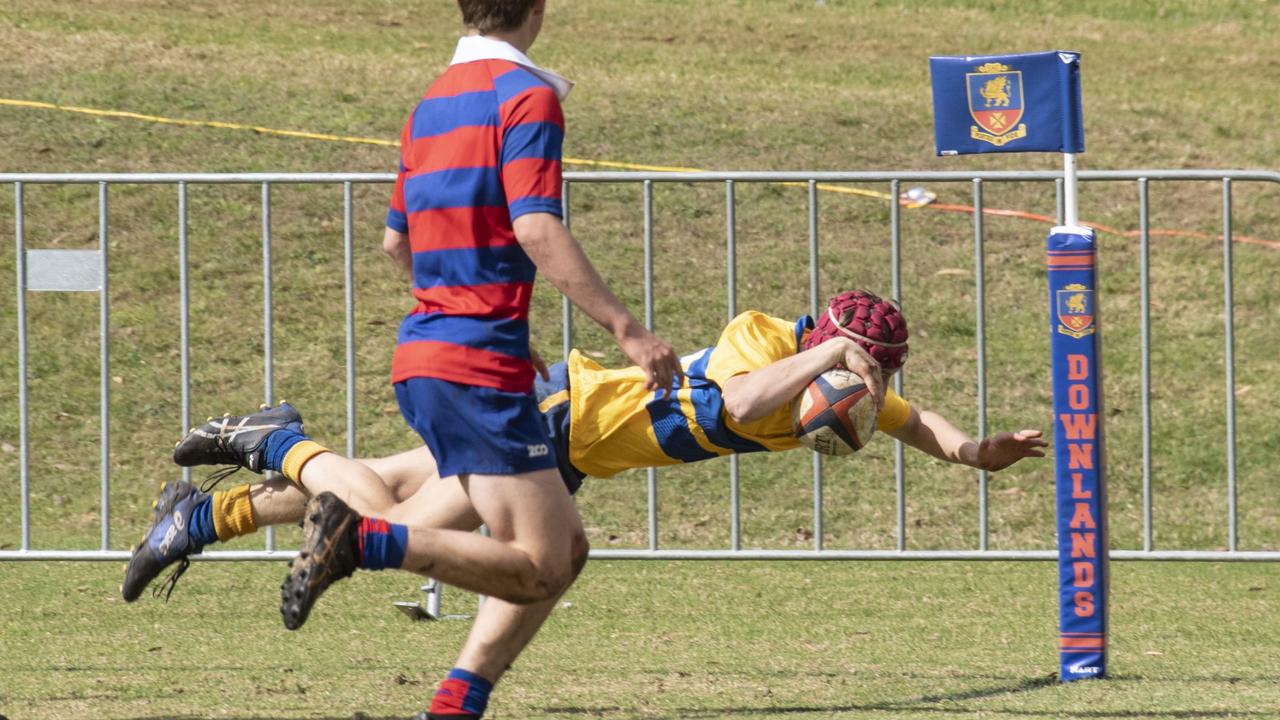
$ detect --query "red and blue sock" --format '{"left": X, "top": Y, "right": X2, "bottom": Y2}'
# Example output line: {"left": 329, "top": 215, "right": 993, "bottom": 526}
{"left": 427, "top": 668, "right": 493, "bottom": 719}
{"left": 355, "top": 517, "right": 408, "bottom": 571}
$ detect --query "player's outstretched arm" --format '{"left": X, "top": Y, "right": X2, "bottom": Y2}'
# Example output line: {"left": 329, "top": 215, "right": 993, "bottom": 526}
{"left": 722, "top": 337, "right": 884, "bottom": 424}
{"left": 884, "top": 407, "right": 1046, "bottom": 471}
{"left": 513, "top": 212, "right": 683, "bottom": 395}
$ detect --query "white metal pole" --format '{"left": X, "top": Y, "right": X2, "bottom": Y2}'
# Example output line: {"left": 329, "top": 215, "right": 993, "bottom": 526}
{"left": 1063, "top": 153, "right": 1079, "bottom": 227}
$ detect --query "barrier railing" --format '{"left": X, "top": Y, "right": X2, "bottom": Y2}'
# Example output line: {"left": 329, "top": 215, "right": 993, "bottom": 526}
{"left": 3, "top": 170, "right": 1278, "bottom": 564}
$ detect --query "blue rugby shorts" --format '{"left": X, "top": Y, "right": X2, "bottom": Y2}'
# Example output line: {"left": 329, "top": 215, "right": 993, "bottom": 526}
{"left": 395, "top": 376, "right": 559, "bottom": 480}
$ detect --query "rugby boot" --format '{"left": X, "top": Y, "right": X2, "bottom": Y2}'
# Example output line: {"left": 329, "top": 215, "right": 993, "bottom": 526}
{"left": 280, "top": 491, "right": 360, "bottom": 630}
{"left": 121, "top": 480, "right": 208, "bottom": 602}
{"left": 173, "top": 402, "right": 303, "bottom": 473}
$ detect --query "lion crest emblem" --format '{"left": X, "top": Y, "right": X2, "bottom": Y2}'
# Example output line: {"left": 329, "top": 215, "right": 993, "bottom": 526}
{"left": 1056, "top": 284, "right": 1095, "bottom": 339}
{"left": 979, "top": 76, "right": 1011, "bottom": 107}
{"left": 966, "top": 62, "right": 1026, "bottom": 146}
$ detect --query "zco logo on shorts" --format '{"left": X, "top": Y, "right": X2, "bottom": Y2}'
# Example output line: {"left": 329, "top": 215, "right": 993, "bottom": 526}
{"left": 527, "top": 444, "right": 549, "bottom": 458}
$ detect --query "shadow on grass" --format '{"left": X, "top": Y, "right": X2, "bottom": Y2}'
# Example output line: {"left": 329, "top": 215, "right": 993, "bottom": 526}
{"left": 84, "top": 674, "right": 1280, "bottom": 720}
{"left": 543, "top": 705, "right": 1272, "bottom": 719}
{"left": 541, "top": 674, "right": 1274, "bottom": 719}
{"left": 915, "top": 672, "right": 1059, "bottom": 703}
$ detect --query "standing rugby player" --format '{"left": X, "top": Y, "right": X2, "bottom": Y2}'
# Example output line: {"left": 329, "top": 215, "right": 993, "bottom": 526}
{"left": 123, "top": 2, "right": 684, "bottom": 718}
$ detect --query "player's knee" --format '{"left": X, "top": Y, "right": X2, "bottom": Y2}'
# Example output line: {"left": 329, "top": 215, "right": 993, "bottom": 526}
{"left": 510, "top": 569, "right": 567, "bottom": 604}
{"left": 519, "top": 533, "right": 588, "bottom": 603}
{"left": 569, "top": 529, "right": 590, "bottom": 579}
{"left": 550, "top": 530, "right": 590, "bottom": 592}
{"left": 533, "top": 563, "right": 576, "bottom": 601}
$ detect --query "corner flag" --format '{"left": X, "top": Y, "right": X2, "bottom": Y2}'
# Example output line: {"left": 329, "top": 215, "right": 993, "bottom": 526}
{"left": 929, "top": 50, "right": 1084, "bottom": 156}
{"left": 929, "top": 50, "right": 1106, "bottom": 682}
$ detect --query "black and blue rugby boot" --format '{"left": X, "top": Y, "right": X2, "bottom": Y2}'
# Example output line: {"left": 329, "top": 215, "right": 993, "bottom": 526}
{"left": 280, "top": 492, "right": 360, "bottom": 630}
{"left": 173, "top": 402, "right": 303, "bottom": 473}
{"left": 120, "top": 480, "right": 209, "bottom": 602}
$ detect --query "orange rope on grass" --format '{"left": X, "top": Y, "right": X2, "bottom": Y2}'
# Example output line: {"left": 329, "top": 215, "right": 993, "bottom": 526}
{"left": 911, "top": 201, "right": 1280, "bottom": 250}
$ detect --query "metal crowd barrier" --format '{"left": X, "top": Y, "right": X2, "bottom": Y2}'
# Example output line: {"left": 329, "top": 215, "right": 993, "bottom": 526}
{"left": 2, "top": 170, "right": 1278, "bottom": 565}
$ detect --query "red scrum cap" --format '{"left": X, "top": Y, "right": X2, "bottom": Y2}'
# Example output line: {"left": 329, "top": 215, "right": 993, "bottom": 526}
{"left": 803, "top": 290, "right": 910, "bottom": 370}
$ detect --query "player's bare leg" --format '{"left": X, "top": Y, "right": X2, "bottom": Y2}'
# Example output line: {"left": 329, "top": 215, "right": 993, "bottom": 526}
{"left": 207, "top": 448, "right": 579, "bottom": 682}
{"left": 236, "top": 447, "right": 442, "bottom": 527}
{"left": 242, "top": 476, "right": 308, "bottom": 525}
{"left": 281, "top": 467, "right": 586, "bottom": 628}
{"left": 396, "top": 470, "right": 586, "bottom": 600}
{"left": 405, "top": 466, "right": 588, "bottom": 718}
{"left": 175, "top": 446, "right": 440, "bottom": 540}
{"left": 232, "top": 451, "right": 452, "bottom": 530}
{"left": 419, "top": 555, "right": 585, "bottom": 718}
{"left": 248, "top": 447, "right": 440, "bottom": 523}
{"left": 127, "top": 410, "right": 445, "bottom": 601}
{"left": 261, "top": 453, "right": 582, "bottom": 709}
{"left": 453, "top": 597, "right": 563, "bottom": 681}
{"left": 292, "top": 451, "right": 402, "bottom": 516}
{"left": 360, "top": 447, "right": 438, "bottom": 502}
{"left": 446, "top": 531, "right": 589, "bottom": 678}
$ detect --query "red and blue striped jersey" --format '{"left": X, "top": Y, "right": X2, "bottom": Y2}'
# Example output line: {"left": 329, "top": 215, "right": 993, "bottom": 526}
{"left": 386, "top": 58, "right": 564, "bottom": 392}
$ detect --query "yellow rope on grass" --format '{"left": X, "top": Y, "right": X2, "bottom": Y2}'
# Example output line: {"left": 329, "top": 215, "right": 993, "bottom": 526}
{"left": 0, "top": 97, "right": 894, "bottom": 199}
{"left": 10, "top": 97, "right": 1278, "bottom": 247}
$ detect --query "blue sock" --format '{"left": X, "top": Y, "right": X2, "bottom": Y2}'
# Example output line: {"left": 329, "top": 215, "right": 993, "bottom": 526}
{"left": 428, "top": 667, "right": 493, "bottom": 718}
{"left": 262, "top": 429, "right": 306, "bottom": 473}
{"left": 357, "top": 517, "right": 408, "bottom": 571}
{"left": 187, "top": 496, "right": 219, "bottom": 549}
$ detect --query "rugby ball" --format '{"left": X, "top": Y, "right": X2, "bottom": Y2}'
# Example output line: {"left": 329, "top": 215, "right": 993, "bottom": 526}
{"left": 791, "top": 369, "right": 878, "bottom": 456}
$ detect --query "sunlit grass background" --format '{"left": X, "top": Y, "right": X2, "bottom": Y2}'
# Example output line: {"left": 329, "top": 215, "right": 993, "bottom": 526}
{"left": 1, "top": 0, "right": 1278, "bottom": 717}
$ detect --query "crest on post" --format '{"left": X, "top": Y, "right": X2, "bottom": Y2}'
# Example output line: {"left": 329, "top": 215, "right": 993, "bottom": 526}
{"left": 966, "top": 62, "right": 1026, "bottom": 146}
{"left": 1056, "top": 283, "right": 1095, "bottom": 338}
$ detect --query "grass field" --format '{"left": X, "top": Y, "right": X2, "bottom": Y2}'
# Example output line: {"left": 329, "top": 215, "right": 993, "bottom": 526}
{"left": 4, "top": 561, "right": 1280, "bottom": 719}
{"left": 2, "top": 0, "right": 1280, "bottom": 717}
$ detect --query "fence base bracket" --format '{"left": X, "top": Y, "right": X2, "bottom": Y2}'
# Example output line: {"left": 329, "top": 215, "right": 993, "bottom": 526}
{"left": 392, "top": 601, "right": 437, "bottom": 621}
{"left": 392, "top": 579, "right": 472, "bottom": 622}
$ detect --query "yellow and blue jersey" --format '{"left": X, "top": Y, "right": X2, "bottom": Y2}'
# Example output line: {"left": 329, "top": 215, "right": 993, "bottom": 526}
{"left": 561, "top": 311, "right": 911, "bottom": 478}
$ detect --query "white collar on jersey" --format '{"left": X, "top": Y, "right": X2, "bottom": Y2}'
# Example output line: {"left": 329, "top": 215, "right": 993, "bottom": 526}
{"left": 450, "top": 35, "right": 574, "bottom": 102}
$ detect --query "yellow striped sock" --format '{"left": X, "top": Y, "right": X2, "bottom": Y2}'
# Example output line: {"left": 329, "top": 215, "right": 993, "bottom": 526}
{"left": 211, "top": 484, "right": 257, "bottom": 542}
{"left": 282, "top": 440, "right": 329, "bottom": 483}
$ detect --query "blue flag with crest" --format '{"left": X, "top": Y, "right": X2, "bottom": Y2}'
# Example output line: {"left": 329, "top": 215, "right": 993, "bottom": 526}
{"left": 930, "top": 50, "right": 1084, "bottom": 155}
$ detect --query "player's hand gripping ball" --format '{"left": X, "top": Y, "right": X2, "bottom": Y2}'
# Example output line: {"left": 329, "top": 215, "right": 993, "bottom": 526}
{"left": 792, "top": 369, "right": 879, "bottom": 456}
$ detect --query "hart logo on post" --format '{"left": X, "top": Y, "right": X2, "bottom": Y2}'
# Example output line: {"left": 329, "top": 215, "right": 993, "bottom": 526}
{"left": 1056, "top": 284, "right": 1095, "bottom": 338}
{"left": 966, "top": 63, "right": 1026, "bottom": 146}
